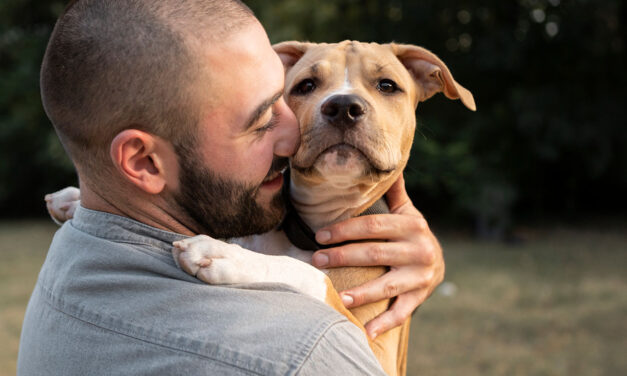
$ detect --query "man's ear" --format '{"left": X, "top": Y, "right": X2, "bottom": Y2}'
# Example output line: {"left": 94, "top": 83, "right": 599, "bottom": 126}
{"left": 388, "top": 43, "right": 476, "bottom": 111}
{"left": 273, "top": 41, "right": 312, "bottom": 72}
{"left": 110, "top": 129, "right": 170, "bottom": 194}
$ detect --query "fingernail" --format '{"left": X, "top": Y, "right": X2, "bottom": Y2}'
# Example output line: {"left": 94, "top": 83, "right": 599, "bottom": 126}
{"left": 316, "top": 230, "right": 331, "bottom": 243}
{"left": 312, "top": 253, "right": 329, "bottom": 267}
{"left": 341, "top": 294, "right": 353, "bottom": 306}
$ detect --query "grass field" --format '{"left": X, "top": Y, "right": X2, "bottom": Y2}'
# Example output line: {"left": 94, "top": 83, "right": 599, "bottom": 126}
{"left": 1, "top": 220, "right": 626, "bottom": 375}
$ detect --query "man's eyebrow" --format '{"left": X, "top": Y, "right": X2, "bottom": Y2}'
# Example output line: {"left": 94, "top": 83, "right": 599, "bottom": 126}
{"left": 244, "top": 90, "right": 284, "bottom": 131}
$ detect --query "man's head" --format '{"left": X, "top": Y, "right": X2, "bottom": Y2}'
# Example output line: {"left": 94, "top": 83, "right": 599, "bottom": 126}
{"left": 42, "top": 0, "right": 299, "bottom": 237}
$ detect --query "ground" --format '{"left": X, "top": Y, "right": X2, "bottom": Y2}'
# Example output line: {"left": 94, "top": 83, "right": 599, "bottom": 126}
{"left": 1, "top": 220, "right": 626, "bottom": 375}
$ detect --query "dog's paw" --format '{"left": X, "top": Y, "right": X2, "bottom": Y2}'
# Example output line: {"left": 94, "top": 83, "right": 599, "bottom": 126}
{"left": 45, "top": 187, "right": 81, "bottom": 225}
{"left": 173, "top": 235, "right": 264, "bottom": 285}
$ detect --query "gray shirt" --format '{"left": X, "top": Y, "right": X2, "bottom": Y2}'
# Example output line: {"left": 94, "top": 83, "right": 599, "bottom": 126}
{"left": 17, "top": 206, "right": 385, "bottom": 375}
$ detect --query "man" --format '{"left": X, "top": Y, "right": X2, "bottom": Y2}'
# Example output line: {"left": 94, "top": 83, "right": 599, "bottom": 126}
{"left": 18, "top": 0, "right": 444, "bottom": 374}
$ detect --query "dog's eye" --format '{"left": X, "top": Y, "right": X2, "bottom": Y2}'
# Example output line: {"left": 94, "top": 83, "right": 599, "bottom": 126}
{"left": 292, "top": 79, "right": 316, "bottom": 95}
{"left": 377, "top": 79, "right": 399, "bottom": 94}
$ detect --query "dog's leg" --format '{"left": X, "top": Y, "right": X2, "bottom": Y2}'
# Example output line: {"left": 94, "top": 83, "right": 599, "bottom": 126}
{"left": 173, "top": 235, "right": 331, "bottom": 302}
{"left": 45, "top": 187, "right": 80, "bottom": 225}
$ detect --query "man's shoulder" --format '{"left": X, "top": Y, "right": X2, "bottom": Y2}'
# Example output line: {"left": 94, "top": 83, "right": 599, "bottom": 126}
{"left": 25, "top": 279, "right": 355, "bottom": 375}
{"left": 21, "top": 220, "right": 375, "bottom": 375}
{"left": 22, "top": 278, "right": 383, "bottom": 375}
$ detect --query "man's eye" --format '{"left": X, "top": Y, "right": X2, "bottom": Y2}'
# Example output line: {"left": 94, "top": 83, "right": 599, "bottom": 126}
{"left": 256, "top": 113, "right": 279, "bottom": 134}
{"left": 291, "top": 78, "right": 316, "bottom": 95}
{"left": 377, "top": 79, "right": 400, "bottom": 94}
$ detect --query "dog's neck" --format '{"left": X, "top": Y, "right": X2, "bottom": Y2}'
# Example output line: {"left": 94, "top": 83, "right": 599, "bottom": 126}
{"left": 288, "top": 170, "right": 395, "bottom": 232}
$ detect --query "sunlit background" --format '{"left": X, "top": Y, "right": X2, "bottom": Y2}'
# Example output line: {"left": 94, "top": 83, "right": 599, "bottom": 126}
{"left": 1, "top": 1, "right": 625, "bottom": 375}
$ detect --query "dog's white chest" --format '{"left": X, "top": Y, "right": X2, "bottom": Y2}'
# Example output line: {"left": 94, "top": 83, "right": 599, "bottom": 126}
{"left": 229, "top": 230, "right": 315, "bottom": 264}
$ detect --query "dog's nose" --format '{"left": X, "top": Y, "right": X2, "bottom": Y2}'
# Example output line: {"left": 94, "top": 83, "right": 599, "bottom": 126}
{"left": 321, "top": 94, "right": 367, "bottom": 129}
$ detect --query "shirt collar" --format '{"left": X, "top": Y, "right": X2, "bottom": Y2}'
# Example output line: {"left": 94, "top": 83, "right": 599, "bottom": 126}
{"left": 70, "top": 205, "right": 188, "bottom": 252}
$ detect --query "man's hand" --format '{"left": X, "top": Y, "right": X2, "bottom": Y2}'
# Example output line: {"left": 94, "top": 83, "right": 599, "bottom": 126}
{"left": 312, "top": 175, "right": 444, "bottom": 339}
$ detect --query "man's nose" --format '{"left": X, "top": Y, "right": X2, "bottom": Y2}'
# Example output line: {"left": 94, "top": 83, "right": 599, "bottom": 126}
{"left": 273, "top": 98, "right": 300, "bottom": 157}
{"left": 320, "top": 94, "right": 367, "bottom": 130}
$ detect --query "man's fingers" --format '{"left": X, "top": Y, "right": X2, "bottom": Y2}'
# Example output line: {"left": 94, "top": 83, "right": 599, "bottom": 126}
{"left": 364, "top": 292, "right": 425, "bottom": 338}
{"left": 313, "top": 242, "right": 409, "bottom": 267}
{"left": 312, "top": 241, "right": 434, "bottom": 268}
{"left": 384, "top": 174, "right": 422, "bottom": 218}
{"left": 315, "top": 213, "right": 429, "bottom": 245}
{"left": 340, "top": 267, "right": 432, "bottom": 309}
{"left": 384, "top": 175, "right": 411, "bottom": 212}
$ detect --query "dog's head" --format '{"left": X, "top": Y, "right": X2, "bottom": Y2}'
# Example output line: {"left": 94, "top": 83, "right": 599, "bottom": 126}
{"left": 274, "top": 41, "right": 475, "bottom": 197}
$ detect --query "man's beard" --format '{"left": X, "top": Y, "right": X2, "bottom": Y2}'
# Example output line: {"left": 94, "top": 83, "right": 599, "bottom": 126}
{"left": 172, "top": 148, "right": 289, "bottom": 239}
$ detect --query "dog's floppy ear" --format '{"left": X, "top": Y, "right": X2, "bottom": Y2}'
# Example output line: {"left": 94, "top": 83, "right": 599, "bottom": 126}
{"left": 273, "top": 41, "right": 311, "bottom": 71}
{"left": 388, "top": 43, "right": 476, "bottom": 111}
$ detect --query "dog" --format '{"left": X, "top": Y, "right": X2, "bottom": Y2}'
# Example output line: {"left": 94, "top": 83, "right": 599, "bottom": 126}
{"left": 46, "top": 41, "right": 475, "bottom": 375}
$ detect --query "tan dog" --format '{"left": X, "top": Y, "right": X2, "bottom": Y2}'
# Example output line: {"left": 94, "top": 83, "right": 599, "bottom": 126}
{"left": 46, "top": 41, "right": 474, "bottom": 376}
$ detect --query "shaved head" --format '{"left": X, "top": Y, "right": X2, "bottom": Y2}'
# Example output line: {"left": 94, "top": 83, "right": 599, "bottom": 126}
{"left": 41, "top": 0, "right": 255, "bottom": 181}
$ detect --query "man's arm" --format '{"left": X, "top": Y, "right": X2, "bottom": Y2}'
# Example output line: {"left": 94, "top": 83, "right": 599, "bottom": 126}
{"left": 44, "top": 178, "right": 444, "bottom": 339}
{"left": 311, "top": 174, "right": 445, "bottom": 338}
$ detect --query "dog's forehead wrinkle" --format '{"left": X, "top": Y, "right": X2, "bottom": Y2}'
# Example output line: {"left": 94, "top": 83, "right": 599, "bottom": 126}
{"left": 288, "top": 54, "right": 322, "bottom": 83}
{"left": 373, "top": 60, "right": 397, "bottom": 74}
{"left": 294, "top": 53, "right": 318, "bottom": 69}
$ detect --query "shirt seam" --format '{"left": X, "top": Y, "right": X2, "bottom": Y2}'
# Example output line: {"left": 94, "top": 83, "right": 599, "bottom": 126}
{"left": 106, "top": 239, "right": 175, "bottom": 262}
{"left": 68, "top": 221, "right": 177, "bottom": 265}
{"left": 68, "top": 220, "right": 175, "bottom": 251}
{"left": 293, "top": 319, "right": 356, "bottom": 375}
{"left": 72, "top": 206, "right": 185, "bottom": 240}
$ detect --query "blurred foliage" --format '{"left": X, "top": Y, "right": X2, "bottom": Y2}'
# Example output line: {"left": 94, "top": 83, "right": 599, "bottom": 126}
{"left": 1, "top": 0, "right": 625, "bottom": 235}
{"left": 0, "top": 0, "right": 76, "bottom": 217}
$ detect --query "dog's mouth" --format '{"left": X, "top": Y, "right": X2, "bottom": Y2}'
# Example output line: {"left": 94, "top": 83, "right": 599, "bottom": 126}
{"left": 293, "top": 142, "right": 395, "bottom": 176}
{"left": 321, "top": 142, "right": 357, "bottom": 153}
{"left": 318, "top": 143, "right": 367, "bottom": 163}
